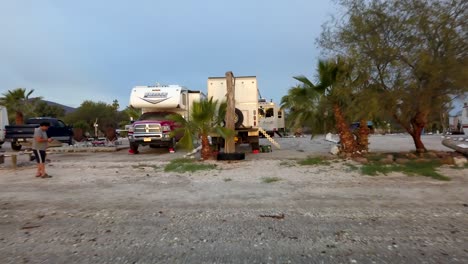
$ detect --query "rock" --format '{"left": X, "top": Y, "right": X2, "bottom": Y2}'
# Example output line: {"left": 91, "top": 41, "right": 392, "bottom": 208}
{"left": 406, "top": 153, "right": 418, "bottom": 159}
{"left": 395, "top": 158, "right": 410, "bottom": 164}
{"left": 380, "top": 158, "right": 394, "bottom": 164}
{"left": 440, "top": 156, "right": 454, "bottom": 165}
{"left": 353, "top": 157, "right": 368, "bottom": 164}
{"left": 386, "top": 154, "right": 394, "bottom": 161}
{"left": 426, "top": 152, "right": 438, "bottom": 159}
{"left": 453, "top": 157, "right": 467, "bottom": 167}
{"left": 330, "top": 145, "right": 340, "bottom": 155}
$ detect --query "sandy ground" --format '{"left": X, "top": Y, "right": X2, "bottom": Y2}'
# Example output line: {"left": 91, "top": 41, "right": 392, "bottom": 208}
{"left": 0, "top": 134, "right": 467, "bottom": 263}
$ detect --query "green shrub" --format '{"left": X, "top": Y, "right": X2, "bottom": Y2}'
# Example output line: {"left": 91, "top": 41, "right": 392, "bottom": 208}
{"left": 361, "top": 160, "right": 449, "bottom": 181}
{"left": 298, "top": 156, "right": 331, "bottom": 166}
{"left": 262, "top": 177, "right": 281, "bottom": 183}
{"left": 164, "top": 158, "right": 216, "bottom": 173}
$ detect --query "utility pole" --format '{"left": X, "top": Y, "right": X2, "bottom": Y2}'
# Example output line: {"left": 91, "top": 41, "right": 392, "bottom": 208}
{"left": 224, "top": 71, "right": 236, "bottom": 153}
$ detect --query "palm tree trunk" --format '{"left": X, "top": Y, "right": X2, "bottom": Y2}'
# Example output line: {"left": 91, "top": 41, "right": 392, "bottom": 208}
{"left": 15, "top": 111, "right": 24, "bottom": 125}
{"left": 333, "top": 104, "right": 356, "bottom": 153}
{"left": 200, "top": 135, "right": 212, "bottom": 160}
{"left": 357, "top": 119, "right": 370, "bottom": 152}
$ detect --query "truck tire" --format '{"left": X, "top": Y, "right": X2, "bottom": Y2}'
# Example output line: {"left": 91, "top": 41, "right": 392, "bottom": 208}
{"left": 169, "top": 137, "right": 176, "bottom": 149}
{"left": 251, "top": 142, "right": 260, "bottom": 151}
{"left": 217, "top": 152, "right": 245, "bottom": 160}
{"left": 130, "top": 142, "right": 139, "bottom": 153}
{"left": 234, "top": 108, "right": 244, "bottom": 128}
{"left": 11, "top": 141, "right": 22, "bottom": 151}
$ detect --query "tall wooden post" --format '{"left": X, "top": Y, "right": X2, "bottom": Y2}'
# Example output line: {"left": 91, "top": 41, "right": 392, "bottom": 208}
{"left": 224, "top": 71, "right": 236, "bottom": 153}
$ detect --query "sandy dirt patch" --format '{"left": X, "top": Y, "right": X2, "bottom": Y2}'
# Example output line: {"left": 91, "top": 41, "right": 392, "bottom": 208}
{"left": 0, "top": 134, "right": 466, "bottom": 263}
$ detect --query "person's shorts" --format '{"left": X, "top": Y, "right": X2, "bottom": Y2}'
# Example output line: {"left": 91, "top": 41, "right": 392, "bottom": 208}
{"left": 33, "top": 150, "right": 46, "bottom": 164}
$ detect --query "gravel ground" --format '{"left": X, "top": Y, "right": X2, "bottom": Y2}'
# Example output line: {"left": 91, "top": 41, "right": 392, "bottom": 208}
{"left": 0, "top": 134, "right": 467, "bottom": 264}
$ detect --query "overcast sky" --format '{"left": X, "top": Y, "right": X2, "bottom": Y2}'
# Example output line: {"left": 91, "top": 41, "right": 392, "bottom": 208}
{"left": 0, "top": 0, "right": 337, "bottom": 109}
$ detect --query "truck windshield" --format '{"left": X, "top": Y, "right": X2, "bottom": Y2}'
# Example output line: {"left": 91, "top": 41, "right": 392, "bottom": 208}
{"left": 139, "top": 112, "right": 176, "bottom": 121}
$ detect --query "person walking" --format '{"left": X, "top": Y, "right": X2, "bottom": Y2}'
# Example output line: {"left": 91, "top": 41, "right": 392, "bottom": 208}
{"left": 33, "top": 122, "right": 53, "bottom": 178}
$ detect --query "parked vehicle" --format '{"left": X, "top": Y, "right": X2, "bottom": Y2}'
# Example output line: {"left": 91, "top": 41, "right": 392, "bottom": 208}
{"left": 0, "top": 106, "right": 8, "bottom": 148}
{"left": 127, "top": 84, "right": 205, "bottom": 153}
{"left": 258, "top": 99, "right": 285, "bottom": 137}
{"left": 5, "top": 117, "right": 74, "bottom": 151}
{"left": 207, "top": 76, "right": 260, "bottom": 150}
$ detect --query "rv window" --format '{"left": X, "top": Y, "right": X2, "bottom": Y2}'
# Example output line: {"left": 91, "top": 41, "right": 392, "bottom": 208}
{"left": 258, "top": 108, "right": 265, "bottom": 117}
{"left": 182, "top": 93, "right": 187, "bottom": 106}
{"left": 278, "top": 110, "right": 282, "bottom": 118}
{"left": 265, "top": 108, "right": 274, "bottom": 118}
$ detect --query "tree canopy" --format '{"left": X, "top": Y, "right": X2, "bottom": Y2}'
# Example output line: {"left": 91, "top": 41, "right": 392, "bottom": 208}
{"left": 319, "top": 0, "right": 468, "bottom": 152}
{"left": 0, "top": 88, "right": 41, "bottom": 124}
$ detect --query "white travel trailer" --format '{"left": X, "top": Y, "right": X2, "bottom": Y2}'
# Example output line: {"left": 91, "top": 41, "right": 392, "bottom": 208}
{"left": 258, "top": 99, "right": 285, "bottom": 136}
{"left": 462, "top": 102, "right": 468, "bottom": 135}
{"left": 0, "top": 106, "right": 8, "bottom": 147}
{"left": 129, "top": 85, "right": 204, "bottom": 118}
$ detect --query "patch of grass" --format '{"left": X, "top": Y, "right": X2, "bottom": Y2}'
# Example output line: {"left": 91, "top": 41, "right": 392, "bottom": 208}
{"left": 164, "top": 158, "right": 216, "bottom": 173}
{"left": 361, "top": 160, "right": 450, "bottom": 181}
{"left": 344, "top": 163, "right": 359, "bottom": 171}
{"left": 298, "top": 156, "right": 331, "bottom": 166}
{"left": 279, "top": 161, "right": 296, "bottom": 167}
{"left": 223, "top": 178, "right": 232, "bottom": 182}
{"left": 262, "top": 177, "right": 281, "bottom": 183}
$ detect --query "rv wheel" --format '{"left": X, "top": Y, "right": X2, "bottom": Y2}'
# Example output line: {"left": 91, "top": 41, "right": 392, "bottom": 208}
{"left": 130, "top": 142, "right": 139, "bottom": 153}
{"left": 11, "top": 141, "right": 22, "bottom": 151}
{"left": 217, "top": 152, "right": 245, "bottom": 161}
{"left": 234, "top": 108, "right": 244, "bottom": 128}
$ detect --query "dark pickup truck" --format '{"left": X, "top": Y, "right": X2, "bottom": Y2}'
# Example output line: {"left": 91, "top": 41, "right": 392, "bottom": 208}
{"left": 5, "top": 117, "right": 74, "bottom": 151}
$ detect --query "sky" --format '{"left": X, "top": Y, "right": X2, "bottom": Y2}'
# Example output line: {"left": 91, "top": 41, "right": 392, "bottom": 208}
{"left": 0, "top": 0, "right": 337, "bottom": 110}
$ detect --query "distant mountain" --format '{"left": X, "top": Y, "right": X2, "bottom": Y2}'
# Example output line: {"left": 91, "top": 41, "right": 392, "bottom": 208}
{"left": 41, "top": 100, "right": 76, "bottom": 114}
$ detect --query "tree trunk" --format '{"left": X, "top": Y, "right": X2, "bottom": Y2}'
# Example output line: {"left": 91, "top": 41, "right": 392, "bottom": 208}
{"left": 15, "top": 111, "right": 24, "bottom": 125}
{"left": 357, "top": 119, "right": 370, "bottom": 152}
{"left": 200, "top": 135, "right": 212, "bottom": 160}
{"left": 333, "top": 104, "right": 356, "bottom": 153}
{"left": 224, "top": 71, "right": 236, "bottom": 153}
{"left": 392, "top": 111, "right": 428, "bottom": 153}
{"left": 410, "top": 111, "right": 428, "bottom": 153}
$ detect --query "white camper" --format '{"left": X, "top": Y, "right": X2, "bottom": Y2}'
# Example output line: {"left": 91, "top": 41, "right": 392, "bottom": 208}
{"left": 0, "top": 106, "right": 8, "bottom": 147}
{"left": 207, "top": 76, "right": 260, "bottom": 150}
{"left": 129, "top": 85, "right": 204, "bottom": 118}
{"left": 258, "top": 99, "right": 285, "bottom": 136}
{"left": 462, "top": 102, "right": 468, "bottom": 135}
{"left": 128, "top": 84, "right": 205, "bottom": 153}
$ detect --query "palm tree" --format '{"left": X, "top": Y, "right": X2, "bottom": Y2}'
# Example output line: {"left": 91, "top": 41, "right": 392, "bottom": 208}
{"left": 280, "top": 84, "right": 321, "bottom": 134}
{"left": 168, "top": 97, "right": 233, "bottom": 160}
{"left": 0, "top": 88, "right": 41, "bottom": 124}
{"left": 294, "top": 58, "right": 358, "bottom": 153}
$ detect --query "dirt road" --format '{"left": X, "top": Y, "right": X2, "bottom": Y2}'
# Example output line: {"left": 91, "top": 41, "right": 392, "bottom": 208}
{"left": 0, "top": 135, "right": 467, "bottom": 263}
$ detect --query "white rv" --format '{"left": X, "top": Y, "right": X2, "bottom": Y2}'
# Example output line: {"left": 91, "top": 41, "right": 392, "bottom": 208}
{"left": 128, "top": 84, "right": 204, "bottom": 153}
{"left": 207, "top": 76, "right": 260, "bottom": 150}
{"left": 258, "top": 99, "right": 285, "bottom": 137}
{"left": 462, "top": 102, "right": 468, "bottom": 135}
{"left": 0, "top": 106, "right": 8, "bottom": 147}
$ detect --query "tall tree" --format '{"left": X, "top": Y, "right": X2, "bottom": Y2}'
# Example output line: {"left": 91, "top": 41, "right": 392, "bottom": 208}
{"left": 0, "top": 88, "right": 41, "bottom": 124}
{"left": 280, "top": 84, "right": 322, "bottom": 134}
{"left": 34, "top": 101, "right": 66, "bottom": 118}
{"left": 168, "top": 97, "right": 232, "bottom": 160}
{"left": 294, "top": 58, "right": 360, "bottom": 153}
{"left": 64, "top": 100, "right": 126, "bottom": 135}
{"left": 319, "top": 0, "right": 468, "bottom": 152}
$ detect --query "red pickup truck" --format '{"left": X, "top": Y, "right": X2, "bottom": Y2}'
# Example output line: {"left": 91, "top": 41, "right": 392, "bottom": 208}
{"left": 127, "top": 112, "right": 179, "bottom": 154}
